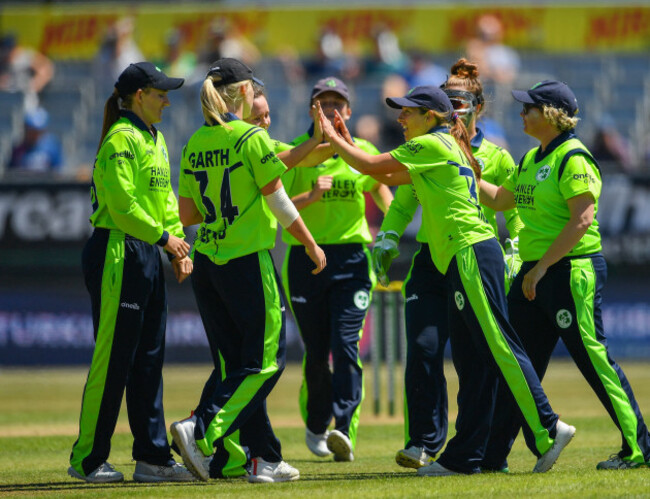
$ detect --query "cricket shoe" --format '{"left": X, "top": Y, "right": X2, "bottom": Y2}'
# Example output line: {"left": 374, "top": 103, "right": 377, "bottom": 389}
{"left": 395, "top": 446, "right": 435, "bottom": 469}
{"left": 533, "top": 420, "right": 576, "bottom": 473}
{"left": 68, "top": 462, "right": 124, "bottom": 483}
{"left": 327, "top": 430, "right": 354, "bottom": 462}
{"left": 170, "top": 416, "right": 211, "bottom": 481}
{"left": 248, "top": 458, "right": 300, "bottom": 483}
{"left": 306, "top": 429, "right": 332, "bottom": 457}
{"left": 416, "top": 461, "right": 459, "bottom": 477}
{"left": 133, "top": 461, "right": 197, "bottom": 482}
{"left": 596, "top": 454, "right": 645, "bottom": 470}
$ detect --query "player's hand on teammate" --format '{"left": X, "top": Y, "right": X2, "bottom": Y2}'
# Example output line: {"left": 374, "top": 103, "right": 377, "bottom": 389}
{"left": 305, "top": 243, "right": 327, "bottom": 275}
{"left": 165, "top": 235, "right": 190, "bottom": 259}
{"left": 522, "top": 262, "right": 547, "bottom": 301}
{"left": 372, "top": 231, "right": 400, "bottom": 286}
{"left": 172, "top": 255, "right": 193, "bottom": 283}
{"left": 310, "top": 175, "right": 333, "bottom": 202}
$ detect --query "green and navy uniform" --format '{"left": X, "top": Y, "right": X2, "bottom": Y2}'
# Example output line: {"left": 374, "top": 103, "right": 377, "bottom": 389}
{"left": 381, "top": 128, "right": 521, "bottom": 459}
{"left": 390, "top": 125, "right": 559, "bottom": 474}
{"left": 70, "top": 110, "right": 184, "bottom": 476}
{"left": 179, "top": 114, "right": 288, "bottom": 473}
{"left": 483, "top": 131, "right": 650, "bottom": 469}
{"left": 281, "top": 129, "right": 377, "bottom": 451}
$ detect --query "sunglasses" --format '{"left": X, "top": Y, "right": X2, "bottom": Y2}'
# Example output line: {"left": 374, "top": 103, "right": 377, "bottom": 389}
{"left": 522, "top": 103, "right": 541, "bottom": 115}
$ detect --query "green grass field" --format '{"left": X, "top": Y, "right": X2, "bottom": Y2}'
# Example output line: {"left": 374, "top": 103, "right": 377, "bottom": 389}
{"left": 1, "top": 360, "right": 649, "bottom": 497}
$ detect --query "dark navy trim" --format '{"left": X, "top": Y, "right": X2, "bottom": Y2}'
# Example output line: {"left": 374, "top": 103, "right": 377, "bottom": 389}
{"left": 428, "top": 125, "right": 450, "bottom": 134}
{"left": 470, "top": 127, "right": 484, "bottom": 149}
{"left": 557, "top": 149, "right": 601, "bottom": 179}
{"left": 533, "top": 130, "right": 576, "bottom": 163}
{"left": 120, "top": 110, "right": 157, "bottom": 143}
{"left": 234, "top": 127, "right": 264, "bottom": 153}
{"left": 156, "top": 230, "right": 169, "bottom": 247}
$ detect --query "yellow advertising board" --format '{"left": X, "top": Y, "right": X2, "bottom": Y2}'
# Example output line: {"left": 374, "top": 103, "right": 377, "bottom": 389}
{"left": 1, "top": 4, "right": 648, "bottom": 60}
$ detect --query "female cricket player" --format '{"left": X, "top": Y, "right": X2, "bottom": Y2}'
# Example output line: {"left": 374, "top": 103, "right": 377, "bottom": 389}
{"left": 317, "top": 86, "right": 575, "bottom": 476}
{"left": 479, "top": 80, "right": 650, "bottom": 471}
{"left": 170, "top": 58, "right": 325, "bottom": 484}
{"left": 372, "top": 59, "right": 523, "bottom": 471}
{"left": 68, "top": 62, "right": 194, "bottom": 484}
{"left": 281, "top": 76, "right": 393, "bottom": 462}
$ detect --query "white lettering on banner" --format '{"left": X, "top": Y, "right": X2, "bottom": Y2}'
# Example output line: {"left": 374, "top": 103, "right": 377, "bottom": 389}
{"left": 0, "top": 190, "right": 92, "bottom": 242}
{"left": 0, "top": 312, "right": 209, "bottom": 348}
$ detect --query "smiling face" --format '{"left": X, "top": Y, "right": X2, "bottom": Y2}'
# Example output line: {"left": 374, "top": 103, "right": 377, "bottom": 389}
{"left": 246, "top": 95, "right": 271, "bottom": 130}
{"left": 397, "top": 106, "right": 432, "bottom": 141}
{"left": 312, "top": 91, "right": 351, "bottom": 123}
{"left": 139, "top": 88, "right": 170, "bottom": 126}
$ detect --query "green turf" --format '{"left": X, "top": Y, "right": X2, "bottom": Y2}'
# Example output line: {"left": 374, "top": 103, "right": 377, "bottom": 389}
{"left": 0, "top": 360, "right": 649, "bottom": 497}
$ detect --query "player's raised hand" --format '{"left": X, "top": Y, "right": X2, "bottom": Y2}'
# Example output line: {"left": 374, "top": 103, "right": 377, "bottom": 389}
{"left": 311, "top": 104, "right": 325, "bottom": 142}
{"left": 333, "top": 110, "right": 354, "bottom": 145}
{"left": 316, "top": 102, "right": 338, "bottom": 142}
{"left": 164, "top": 234, "right": 190, "bottom": 259}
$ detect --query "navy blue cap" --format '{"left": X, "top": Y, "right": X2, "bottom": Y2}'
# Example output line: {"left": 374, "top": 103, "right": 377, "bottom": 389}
{"left": 115, "top": 62, "right": 184, "bottom": 97}
{"left": 207, "top": 58, "right": 264, "bottom": 87}
{"left": 311, "top": 77, "right": 350, "bottom": 102}
{"left": 512, "top": 80, "right": 578, "bottom": 116}
{"left": 386, "top": 85, "right": 453, "bottom": 114}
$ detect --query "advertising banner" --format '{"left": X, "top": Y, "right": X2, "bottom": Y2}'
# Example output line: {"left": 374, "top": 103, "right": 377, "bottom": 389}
{"left": 1, "top": 5, "right": 649, "bottom": 61}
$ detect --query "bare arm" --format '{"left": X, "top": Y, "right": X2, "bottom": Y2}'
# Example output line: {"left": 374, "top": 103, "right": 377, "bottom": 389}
{"left": 262, "top": 177, "right": 326, "bottom": 274}
{"left": 318, "top": 105, "right": 406, "bottom": 176}
{"left": 179, "top": 196, "right": 203, "bottom": 226}
{"left": 479, "top": 180, "right": 516, "bottom": 211}
{"left": 369, "top": 183, "right": 394, "bottom": 214}
{"left": 290, "top": 175, "right": 333, "bottom": 210}
{"left": 521, "top": 193, "right": 595, "bottom": 301}
{"left": 278, "top": 141, "right": 333, "bottom": 169}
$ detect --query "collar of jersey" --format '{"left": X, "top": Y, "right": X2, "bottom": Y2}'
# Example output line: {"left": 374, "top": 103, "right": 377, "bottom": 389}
{"left": 120, "top": 110, "right": 157, "bottom": 141}
{"left": 427, "top": 125, "right": 450, "bottom": 135}
{"left": 205, "top": 112, "right": 240, "bottom": 126}
{"left": 470, "top": 127, "right": 484, "bottom": 149}
{"left": 534, "top": 130, "right": 576, "bottom": 163}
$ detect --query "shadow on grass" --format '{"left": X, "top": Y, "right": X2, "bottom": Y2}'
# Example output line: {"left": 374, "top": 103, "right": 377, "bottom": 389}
{"left": 0, "top": 471, "right": 427, "bottom": 492}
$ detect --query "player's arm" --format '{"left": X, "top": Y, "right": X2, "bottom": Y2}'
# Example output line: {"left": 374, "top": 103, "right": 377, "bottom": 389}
{"left": 179, "top": 196, "right": 203, "bottom": 226}
{"left": 479, "top": 180, "right": 515, "bottom": 211}
{"left": 261, "top": 177, "right": 326, "bottom": 274}
{"left": 369, "top": 183, "right": 393, "bottom": 214}
{"left": 278, "top": 142, "right": 334, "bottom": 169}
{"left": 103, "top": 134, "right": 188, "bottom": 258}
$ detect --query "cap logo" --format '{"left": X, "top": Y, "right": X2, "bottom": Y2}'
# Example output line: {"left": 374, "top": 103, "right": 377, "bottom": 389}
{"left": 326, "top": 79, "right": 337, "bottom": 88}
{"left": 530, "top": 82, "right": 544, "bottom": 90}
{"left": 155, "top": 66, "right": 162, "bottom": 72}
{"left": 407, "top": 88, "right": 415, "bottom": 95}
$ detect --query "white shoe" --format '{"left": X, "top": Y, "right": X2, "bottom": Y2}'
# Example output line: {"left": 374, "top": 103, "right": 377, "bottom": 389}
{"left": 133, "top": 461, "right": 197, "bottom": 482}
{"left": 68, "top": 462, "right": 124, "bottom": 483}
{"left": 170, "top": 416, "right": 211, "bottom": 481}
{"left": 396, "top": 447, "right": 435, "bottom": 469}
{"left": 248, "top": 458, "right": 300, "bottom": 483}
{"left": 326, "top": 430, "right": 354, "bottom": 462}
{"left": 306, "top": 429, "right": 332, "bottom": 457}
{"left": 533, "top": 420, "right": 576, "bottom": 473}
{"left": 417, "top": 461, "right": 459, "bottom": 476}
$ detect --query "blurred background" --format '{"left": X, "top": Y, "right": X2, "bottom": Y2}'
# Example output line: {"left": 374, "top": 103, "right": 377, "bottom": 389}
{"left": 1, "top": 0, "right": 649, "bottom": 366}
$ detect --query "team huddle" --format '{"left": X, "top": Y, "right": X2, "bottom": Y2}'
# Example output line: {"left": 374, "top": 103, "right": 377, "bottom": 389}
{"left": 67, "top": 56, "right": 650, "bottom": 485}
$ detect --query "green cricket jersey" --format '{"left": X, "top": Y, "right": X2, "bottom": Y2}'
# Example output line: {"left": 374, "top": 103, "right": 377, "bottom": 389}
{"left": 389, "top": 126, "right": 494, "bottom": 274}
{"left": 281, "top": 131, "right": 379, "bottom": 245}
{"left": 89, "top": 111, "right": 184, "bottom": 244}
{"left": 179, "top": 118, "right": 286, "bottom": 265}
{"left": 502, "top": 132, "right": 602, "bottom": 262}
{"left": 380, "top": 129, "right": 522, "bottom": 245}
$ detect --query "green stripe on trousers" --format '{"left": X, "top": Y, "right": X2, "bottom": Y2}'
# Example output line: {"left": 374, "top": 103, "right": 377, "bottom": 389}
{"left": 455, "top": 246, "right": 553, "bottom": 455}
{"left": 70, "top": 231, "right": 125, "bottom": 475}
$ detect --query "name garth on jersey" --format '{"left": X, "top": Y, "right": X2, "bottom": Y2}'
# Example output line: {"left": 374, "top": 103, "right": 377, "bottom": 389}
{"left": 188, "top": 149, "right": 230, "bottom": 168}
